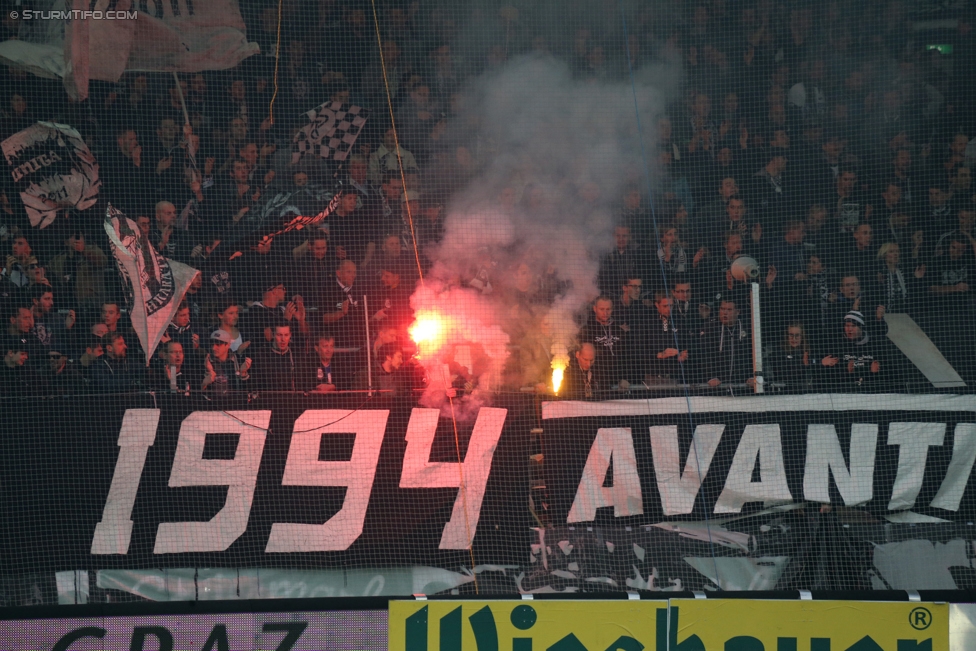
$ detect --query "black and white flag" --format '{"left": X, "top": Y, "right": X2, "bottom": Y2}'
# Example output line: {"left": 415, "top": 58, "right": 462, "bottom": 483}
{"left": 1, "top": 121, "right": 100, "bottom": 229}
{"left": 292, "top": 101, "right": 369, "bottom": 163}
{"left": 104, "top": 204, "right": 200, "bottom": 366}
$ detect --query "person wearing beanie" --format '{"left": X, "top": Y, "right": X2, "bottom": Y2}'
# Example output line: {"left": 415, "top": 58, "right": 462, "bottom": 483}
{"left": 820, "top": 310, "right": 881, "bottom": 388}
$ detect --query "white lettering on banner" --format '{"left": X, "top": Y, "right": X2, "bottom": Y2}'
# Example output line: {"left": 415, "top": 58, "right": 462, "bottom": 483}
{"left": 887, "top": 423, "right": 946, "bottom": 511}
{"left": 265, "top": 410, "right": 389, "bottom": 552}
{"left": 154, "top": 411, "right": 270, "bottom": 554}
{"left": 802, "top": 424, "right": 878, "bottom": 506}
{"left": 399, "top": 408, "right": 507, "bottom": 549}
{"left": 649, "top": 425, "right": 724, "bottom": 516}
{"left": 568, "top": 428, "right": 643, "bottom": 522}
{"left": 931, "top": 424, "right": 976, "bottom": 511}
{"left": 715, "top": 424, "right": 793, "bottom": 513}
{"left": 91, "top": 409, "right": 160, "bottom": 554}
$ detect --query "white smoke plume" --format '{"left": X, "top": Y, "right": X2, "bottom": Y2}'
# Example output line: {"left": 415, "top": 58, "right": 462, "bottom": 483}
{"left": 410, "top": 51, "right": 678, "bottom": 402}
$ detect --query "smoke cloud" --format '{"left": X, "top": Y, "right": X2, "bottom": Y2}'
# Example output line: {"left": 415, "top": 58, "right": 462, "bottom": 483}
{"left": 410, "top": 49, "right": 679, "bottom": 408}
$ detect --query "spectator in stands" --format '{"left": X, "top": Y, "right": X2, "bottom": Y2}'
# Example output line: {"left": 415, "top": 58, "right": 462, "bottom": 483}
{"left": 102, "top": 126, "right": 150, "bottom": 211}
{"left": 165, "top": 303, "right": 201, "bottom": 354}
{"left": 0, "top": 342, "right": 43, "bottom": 397}
{"left": 47, "top": 231, "right": 107, "bottom": 310}
{"left": 826, "top": 167, "right": 872, "bottom": 239}
{"left": 322, "top": 260, "right": 365, "bottom": 349}
{"left": 2, "top": 233, "right": 36, "bottom": 290}
{"left": 614, "top": 275, "right": 649, "bottom": 341}
{"left": 369, "top": 127, "right": 419, "bottom": 183}
{"left": 825, "top": 274, "right": 878, "bottom": 336}
{"left": 150, "top": 340, "right": 192, "bottom": 394}
{"left": 645, "top": 291, "right": 690, "bottom": 384}
{"left": 656, "top": 225, "right": 690, "bottom": 279}
{"left": 293, "top": 234, "right": 337, "bottom": 309}
{"left": 6, "top": 301, "right": 47, "bottom": 369}
{"left": 876, "top": 242, "right": 925, "bottom": 318}
{"left": 153, "top": 201, "right": 181, "bottom": 258}
{"left": 845, "top": 223, "right": 877, "bottom": 282}
{"left": 560, "top": 343, "right": 601, "bottom": 399}
{"left": 214, "top": 301, "right": 249, "bottom": 353}
{"left": 597, "top": 225, "right": 642, "bottom": 297}
{"left": 671, "top": 278, "right": 708, "bottom": 330}
{"left": 90, "top": 332, "right": 143, "bottom": 392}
{"left": 29, "top": 285, "right": 74, "bottom": 356}
{"left": 254, "top": 322, "right": 298, "bottom": 391}
{"left": 202, "top": 330, "right": 251, "bottom": 394}
{"left": 579, "top": 296, "right": 627, "bottom": 386}
{"left": 769, "top": 220, "right": 808, "bottom": 285}
{"left": 926, "top": 232, "right": 976, "bottom": 371}
{"left": 354, "top": 343, "right": 405, "bottom": 394}
{"left": 330, "top": 187, "right": 376, "bottom": 267}
{"left": 923, "top": 180, "right": 956, "bottom": 240}
{"left": 242, "top": 280, "right": 307, "bottom": 346}
{"left": 768, "top": 321, "right": 814, "bottom": 391}
{"left": 367, "top": 265, "right": 413, "bottom": 331}
{"left": 891, "top": 149, "right": 917, "bottom": 207}
{"left": 821, "top": 311, "right": 881, "bottom": 388}
{"left": 701, "top": 298, "right": 753, "bottom": 387}
{"left": 749, "top": 151, "right": 790, "bottom": 222}
{"left": 302, "top": 334, "right": 342, "bottom": 393}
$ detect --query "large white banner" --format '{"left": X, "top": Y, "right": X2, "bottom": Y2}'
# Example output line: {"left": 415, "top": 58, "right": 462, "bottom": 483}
{"left": 0, "top": 0, "right": 258, "bottom": 99}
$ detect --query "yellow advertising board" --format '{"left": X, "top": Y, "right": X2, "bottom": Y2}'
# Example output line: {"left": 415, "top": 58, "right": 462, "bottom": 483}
{"left": 389, "top": 599, "right": 668, "bottom": 651}
{"left": 670, "top": 599, "right": 948, "bottom": 651}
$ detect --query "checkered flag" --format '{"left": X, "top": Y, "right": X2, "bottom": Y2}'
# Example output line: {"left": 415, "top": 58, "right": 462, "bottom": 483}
{"left": 292, "top": 101, "right": 369, "bottom": 163}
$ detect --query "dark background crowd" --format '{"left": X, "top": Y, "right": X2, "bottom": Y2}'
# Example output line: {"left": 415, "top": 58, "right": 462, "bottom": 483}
{"left": 1, "top": 0, "right": 976, "bottom": 397}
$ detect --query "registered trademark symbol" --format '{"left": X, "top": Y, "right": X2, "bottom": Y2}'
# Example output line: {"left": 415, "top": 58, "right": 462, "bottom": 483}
{"left": 909, "top": 606, "right": 932, "bottom": 630}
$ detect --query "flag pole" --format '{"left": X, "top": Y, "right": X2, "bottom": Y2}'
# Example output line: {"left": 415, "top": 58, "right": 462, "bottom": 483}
{"left": 172, "top": 72, "right": 198, "bottom": 170}
{"left": 364, "top": 294, "right": 373, "bottom": 397}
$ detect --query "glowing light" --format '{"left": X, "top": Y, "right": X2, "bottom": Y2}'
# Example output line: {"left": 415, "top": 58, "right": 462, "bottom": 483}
{"left": 551, "top": 362, "right": 566, "bottom": 394}
{"left": 409, "top": 311, "right": 447, "bottom": 358}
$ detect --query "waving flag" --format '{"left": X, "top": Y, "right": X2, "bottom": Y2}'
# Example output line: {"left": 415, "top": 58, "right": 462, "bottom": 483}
{"left": 0, "top": 0, "right": 258, "bottom": 100}
{"left": 1, "top": 121, "right": 100, "bottom": 229}
{"left": 292, "top": 101, "right": 370, "bottom": 163}
{"left": 104, "top": 205, "right": 200, "bottom": 366}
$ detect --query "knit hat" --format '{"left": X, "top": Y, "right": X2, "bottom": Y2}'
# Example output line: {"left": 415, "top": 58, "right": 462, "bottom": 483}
{"left": 844, "top": 310, "right": 865, "bottom": 326}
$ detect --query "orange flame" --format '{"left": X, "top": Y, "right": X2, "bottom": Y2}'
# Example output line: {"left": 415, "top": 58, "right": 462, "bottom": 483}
{"left": 409, "top": 311, "right": 446, "bottom": 358}
{"left": 551, "top": 361, "right": 566, "bottom": 394}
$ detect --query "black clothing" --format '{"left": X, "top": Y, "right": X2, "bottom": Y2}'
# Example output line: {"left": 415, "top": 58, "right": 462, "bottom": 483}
{"left": 578, "top": 316, "right": 627, "bottom": 383}
{"left": 560, "top": 361, "right": 603, "bottom": 400}
{"left": 700, "top": 319, "right": 753, "bottom": 385}
{"left": 254, "top": 346, "right": 298, "bottom": 391}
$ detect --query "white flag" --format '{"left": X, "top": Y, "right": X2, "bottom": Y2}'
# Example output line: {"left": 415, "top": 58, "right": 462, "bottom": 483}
{"left": 0, "top": 0, "right": 258, "bottom": 100}
{"left": 103, "top": 205, "right": 200, "bottom": 366}
{"left": 1, "top": 121, "right": 100, "bottom": 229}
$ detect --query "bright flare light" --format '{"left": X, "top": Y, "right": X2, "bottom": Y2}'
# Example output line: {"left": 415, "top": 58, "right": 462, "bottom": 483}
{"left": 551, "top": 361, "right": 566, "bottom": 394}
{"left": 409, "top": 311, "right": 446, "bottom": 357}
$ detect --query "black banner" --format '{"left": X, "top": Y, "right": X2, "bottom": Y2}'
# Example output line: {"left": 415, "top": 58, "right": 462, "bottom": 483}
{"left": 0, "top": 394, "right": 530, "bottom": 575}
{"left": 4, "top": 392, "right": 976, "bottom": 600}
{"left": 542, "top": 395, "right": 976, "bottom": 524}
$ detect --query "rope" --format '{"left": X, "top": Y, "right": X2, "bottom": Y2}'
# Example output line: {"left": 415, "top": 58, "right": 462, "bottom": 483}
{"left": 368, "top": 0, "right": 425, "bottom": 287}
{"left": 268, "top": 0, "right": 283, "bottom": 125}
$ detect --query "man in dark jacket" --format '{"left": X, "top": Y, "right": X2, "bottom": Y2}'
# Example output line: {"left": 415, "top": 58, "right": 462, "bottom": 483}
{"left": 253, "top": 323, "right": 298, "bottom": 391}
{"left": 820, "top": 311, "right": 881, "bottom": 388}
{"left": 700, "top": 298, "right": 754, "bottom": 387}
{"left": 560, "top": 343, "right": 604, "bottom": 399}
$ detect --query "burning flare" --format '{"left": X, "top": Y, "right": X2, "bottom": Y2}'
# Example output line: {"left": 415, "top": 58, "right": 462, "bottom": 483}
{"left": 409, "top": 311, "right": 447, "bottom": 358}
{"left": 551, "top": 362, "right": 566, "bottom": 394}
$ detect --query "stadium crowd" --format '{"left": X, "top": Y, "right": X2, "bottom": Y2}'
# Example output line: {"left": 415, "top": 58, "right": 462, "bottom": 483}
{"left": 1, "top": 0, "right": 975, "bottom": 397}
